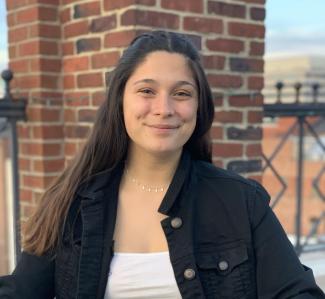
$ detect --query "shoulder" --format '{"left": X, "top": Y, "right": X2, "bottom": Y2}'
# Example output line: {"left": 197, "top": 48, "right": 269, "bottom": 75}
{"left": 194, "top": 159, "right": 260, "bottom": 189}
{"left": 192, "top": 160, "right": 271, "bottom": 219}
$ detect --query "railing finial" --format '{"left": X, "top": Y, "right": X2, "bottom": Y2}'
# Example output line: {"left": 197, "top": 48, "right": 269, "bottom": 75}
{"left": 1, "top": 69, "right": 13, "bottom": 101}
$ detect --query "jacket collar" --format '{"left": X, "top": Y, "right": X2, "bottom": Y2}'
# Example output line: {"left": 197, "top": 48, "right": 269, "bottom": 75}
{"left": 77, "top": 150, "right": 192, "bottom": 215}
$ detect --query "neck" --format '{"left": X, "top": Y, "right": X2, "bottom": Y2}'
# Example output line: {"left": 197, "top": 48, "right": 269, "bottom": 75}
{"left": 125, "top": 147, "right": 182, "bottom": 187}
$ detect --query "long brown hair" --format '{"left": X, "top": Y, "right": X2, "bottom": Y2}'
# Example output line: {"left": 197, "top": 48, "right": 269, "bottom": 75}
{"left": 23, "top": 30, "right": 214, "bottom": 256}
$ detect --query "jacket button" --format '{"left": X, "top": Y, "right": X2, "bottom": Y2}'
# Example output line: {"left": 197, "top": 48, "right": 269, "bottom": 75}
{"left": 184, "top": 268, "right": 196, "bottom": 280}
{"left": 170, "top": 217, "right": 182, "bottom": 229}
{"left": 218, "top": 260, "right": 229, "bottom": 271}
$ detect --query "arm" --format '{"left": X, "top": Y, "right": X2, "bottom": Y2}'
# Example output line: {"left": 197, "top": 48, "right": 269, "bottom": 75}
{"left": 0, "top": 251, "right": 55, "bottom": 299}
{"left": 251, "top": 182, "right": 325, "bottom": 299}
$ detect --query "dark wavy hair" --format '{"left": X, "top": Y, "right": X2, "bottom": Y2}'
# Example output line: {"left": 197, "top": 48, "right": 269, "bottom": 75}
{"left": 23, "top": 30, "right": 214, "bottom": 255}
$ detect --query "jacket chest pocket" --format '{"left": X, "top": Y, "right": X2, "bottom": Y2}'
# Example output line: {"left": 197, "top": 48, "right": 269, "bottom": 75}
{"left": 195, "top": 242, "right": 252, "bottom": 299}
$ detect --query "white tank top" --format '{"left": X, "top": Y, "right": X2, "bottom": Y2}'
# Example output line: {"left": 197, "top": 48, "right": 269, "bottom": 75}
{"left": 104, "top": 251, "right": 182, "bottom": 299}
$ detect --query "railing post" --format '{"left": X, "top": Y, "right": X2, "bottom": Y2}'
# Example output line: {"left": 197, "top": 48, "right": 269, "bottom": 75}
{"left": 295, "top": 116, "right": 305, "bottom": 256}
{"left": 1, "top": 70, "right": 25, "bottom": 263}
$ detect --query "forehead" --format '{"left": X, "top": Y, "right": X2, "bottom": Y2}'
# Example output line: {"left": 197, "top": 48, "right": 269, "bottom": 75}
{"left": 128, "top": 51, "right": 195, "bottom": 84}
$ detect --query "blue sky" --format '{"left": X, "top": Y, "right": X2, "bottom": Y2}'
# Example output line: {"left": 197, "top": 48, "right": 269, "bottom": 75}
{"left": 1, "top": 0, "right": 325, "bottom": 70}
{"left": 265, "top": 0, "right": 325, "bottom": 56}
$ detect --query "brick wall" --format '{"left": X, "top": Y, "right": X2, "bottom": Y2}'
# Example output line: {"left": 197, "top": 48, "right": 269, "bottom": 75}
{"left": 5, "top": 0, "right": 266, "bottom": 221}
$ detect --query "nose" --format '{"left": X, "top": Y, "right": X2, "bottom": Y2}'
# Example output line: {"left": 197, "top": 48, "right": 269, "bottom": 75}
{"left": 152, "top": 93, "right": 174, "bottom": 117}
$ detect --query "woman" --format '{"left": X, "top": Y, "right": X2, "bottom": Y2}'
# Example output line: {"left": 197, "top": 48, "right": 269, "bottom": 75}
{"left": 0, "top": 30, "right": 324, "bottom": 299}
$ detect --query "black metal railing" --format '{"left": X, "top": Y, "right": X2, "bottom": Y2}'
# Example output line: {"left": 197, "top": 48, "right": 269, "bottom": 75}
{"left": 263, "top": 81, "right": 325, "bottom": 256}
{"left": 0, "top": 70, "right": 26, "bottom": 263}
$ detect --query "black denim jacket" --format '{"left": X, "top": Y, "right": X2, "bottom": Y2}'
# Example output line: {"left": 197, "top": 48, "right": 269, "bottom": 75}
{"left": 0, "top": 151, "right": 324, "bottom": 299}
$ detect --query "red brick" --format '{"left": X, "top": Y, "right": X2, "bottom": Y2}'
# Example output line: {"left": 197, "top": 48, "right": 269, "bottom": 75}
{"left": 16, "top": 6, "right": 57, "bottom": 23}
{"left": 92, "top": 91, "right": 106, "bottom": 106}
{"left": 183, "top": 16, "right": 223, "bottom": 33}
{"left": 214, "top": 111, "right": 243, "bottom": 123}
{"left": 90, "top": 15, "right": 117, "bottom": 32}
{"left": 60, "top": 7, "right": 71, "bottom": 23}
{"left": 20, "top": 188, "right": 33, "bottom": 203}
{"left": 16, "top": 6, "right": 38, "bottom": 23}
{"left": 64, "top": 109, "right": 77, "bottom": 122}
{"left": 64, "top": 142, "right": 77, "bottom": 156}
{"left": 8, "top": 27, "right": 28, "bottom": 43}
{"left": 250, "top": 41, "right": 264, "bottom": 56}
{"left": 38, "top": 6, "right": 58, "bottom": 22}
{"left": 32, "top": 125, "right": 64, "bottom": 139}
{"left": 121, "top": 10, "right": 179, "bottom": 29}
{"left": 211, "top": 126, "right": 223, "bottom": 139}
{"left": 41, "top": 75, "right": 60, "bottom": 89}
{"left": 27, "top": 107, "right": 61, "bottom": 122}
{"left": 18, "top": 125, "right": 31, "bottom": 138}
{"left": 19, "top": 40, "right": 59, "bottom": 56}
{"left": 213, "top": 143, "right": 243, "bottom": 157}
{"left": 228, "top": 22, "right": 265, "bottom": 38}
{"left": 6, "top": 0, "right": 28, "bottom": 10}
{"left": 161, "top": 0, "right": 203, "bottom": 12}
{"left": 208, "top": 1, "right": 246, "bottom": 18}
{"left": 7, "top": 12, "right": 16, "bottom": 27}
{"left": 64, "top": 20, "right": 88, "bottom": 38}
{"left": 9, "top": 45, "right": 17, "bottom": 59}
{"left": 33, "top": 159, "right": 65, "bottom": 172}
{"left": 65, "top": 125, "right": 91, "bottom": 138}
{"left": 104, "top": 30, "right": 138, "bottom": 48}
{"left": 213, "top": 93, "right": 224, "bottom": 106}
{"left": 74, "top": 1, "right": 100, "bottom": 18}
{"left": 202, "top": 55, "right": 225, "bottom": 70}
{"left": 27, "top": 0, "right": 60, "bottom": 5}
{"left": 206, "top": 38, "right": 244, "bottom": 53}
{"left": 30, "top": 24, "right": 61, "bottom": 39}
{"left": 20, "top": 143, "right": 61, "bottom": 156}
{"left": 248, "top": 75, "right": 264, "bottom": 89}
{"left": 76, "top": 38, "right": 101, "bottom": 53}
{"left": 248, "top": 111, "right": 263, "bottom": 123}
{"left": 246, "top": 143, "right": 262, "bottom": 157}
{"left": 63, "top": 56, "right": 89, "bottom": 72}
{"left": 10, "top": 59, "right": 29, "bottom": 73}
{"left": 250, "top": 7, "right": 265, "bottom": 21}
{"left": 208, "top": 74, "right": 243, "bottom": 88}
{"left": 78, "top": 109, "right": 97, "bottom": 122}
{"left": 91, "top": 52, "right": 119, "bottom": 69}
{"left": 62, "top": 0, "right": 81, "bottom": 4}
{"left": 62, "top": 41, "right": 74, "bottom": 55}
{"left": 30, "top": 58, "right": 62, "bottom": 73}
{"left": 63, "top": 75, "right": 75, "bottom": 89}
{"left": 104, "top": 0, "right": 155, "bottom": 10}
{"left": 16, "top": 75, "right": 41, "bottom": 89}
{"left": 22, "top": 175, "right": 55, "bottom": 189}
{"left": 229, "top": 94, "right": 263, "bottom": 107}
{"left": 64, "top": 92, "right": 90, "bottom": 106}
{"left": 77, "top": 73, "right": 103, "bottom": 88}
{"left": 64, "top": 142, "right": 78, "bottom": 156}
{"left": 19, "top": 158, "right": 31, "bottom": 171}
{"left": 230, "top": 57, "right": 264, "bottom": 72}
{"left": 30, "top": 92, "right": 63, "bottom": 104}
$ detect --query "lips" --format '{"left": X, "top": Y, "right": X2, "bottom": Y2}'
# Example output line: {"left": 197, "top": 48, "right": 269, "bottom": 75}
{"left": 147, "top": 124, "right": 179, "bottom": 129}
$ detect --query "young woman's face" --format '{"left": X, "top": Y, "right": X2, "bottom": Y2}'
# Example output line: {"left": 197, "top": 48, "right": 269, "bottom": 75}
{"left": 123, "top": 51, "right": 198, "bottom": 157}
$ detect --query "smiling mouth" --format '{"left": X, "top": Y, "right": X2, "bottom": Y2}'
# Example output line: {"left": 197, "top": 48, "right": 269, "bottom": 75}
{"left": 147, "top": 124, "right": 180, "bottom": 129}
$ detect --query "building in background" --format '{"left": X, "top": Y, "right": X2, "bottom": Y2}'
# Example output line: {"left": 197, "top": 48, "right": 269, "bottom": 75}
{"left": 263, "top": 55, "right": 325, "bottom": 103}
{"left": 262, "top": 54, "right": 325, "bottom": 237}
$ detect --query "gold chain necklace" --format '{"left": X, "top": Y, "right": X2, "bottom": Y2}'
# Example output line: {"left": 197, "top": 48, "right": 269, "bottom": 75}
{"left": 124, "top": 167, "right": 166, "bottom": 193}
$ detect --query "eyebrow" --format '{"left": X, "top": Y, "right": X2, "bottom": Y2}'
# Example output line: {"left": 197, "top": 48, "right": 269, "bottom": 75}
{"left": 133, "top": 79, "right": 196, "bottom": 89}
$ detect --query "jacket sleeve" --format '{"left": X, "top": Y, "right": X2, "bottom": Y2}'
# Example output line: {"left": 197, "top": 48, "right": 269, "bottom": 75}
{"left": 250, "top": 181, "right": 325, "bottom": 299}
{"left": 0, "top": 251, "right": 55, "bottom": 299}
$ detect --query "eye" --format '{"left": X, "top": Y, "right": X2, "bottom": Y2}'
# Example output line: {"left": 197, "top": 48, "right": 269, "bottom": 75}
{"left": 138, "top": 88, "right": 155, "bottom": 95}
{"left": 174, "top": 90, "right": 192, "bottom": 98}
